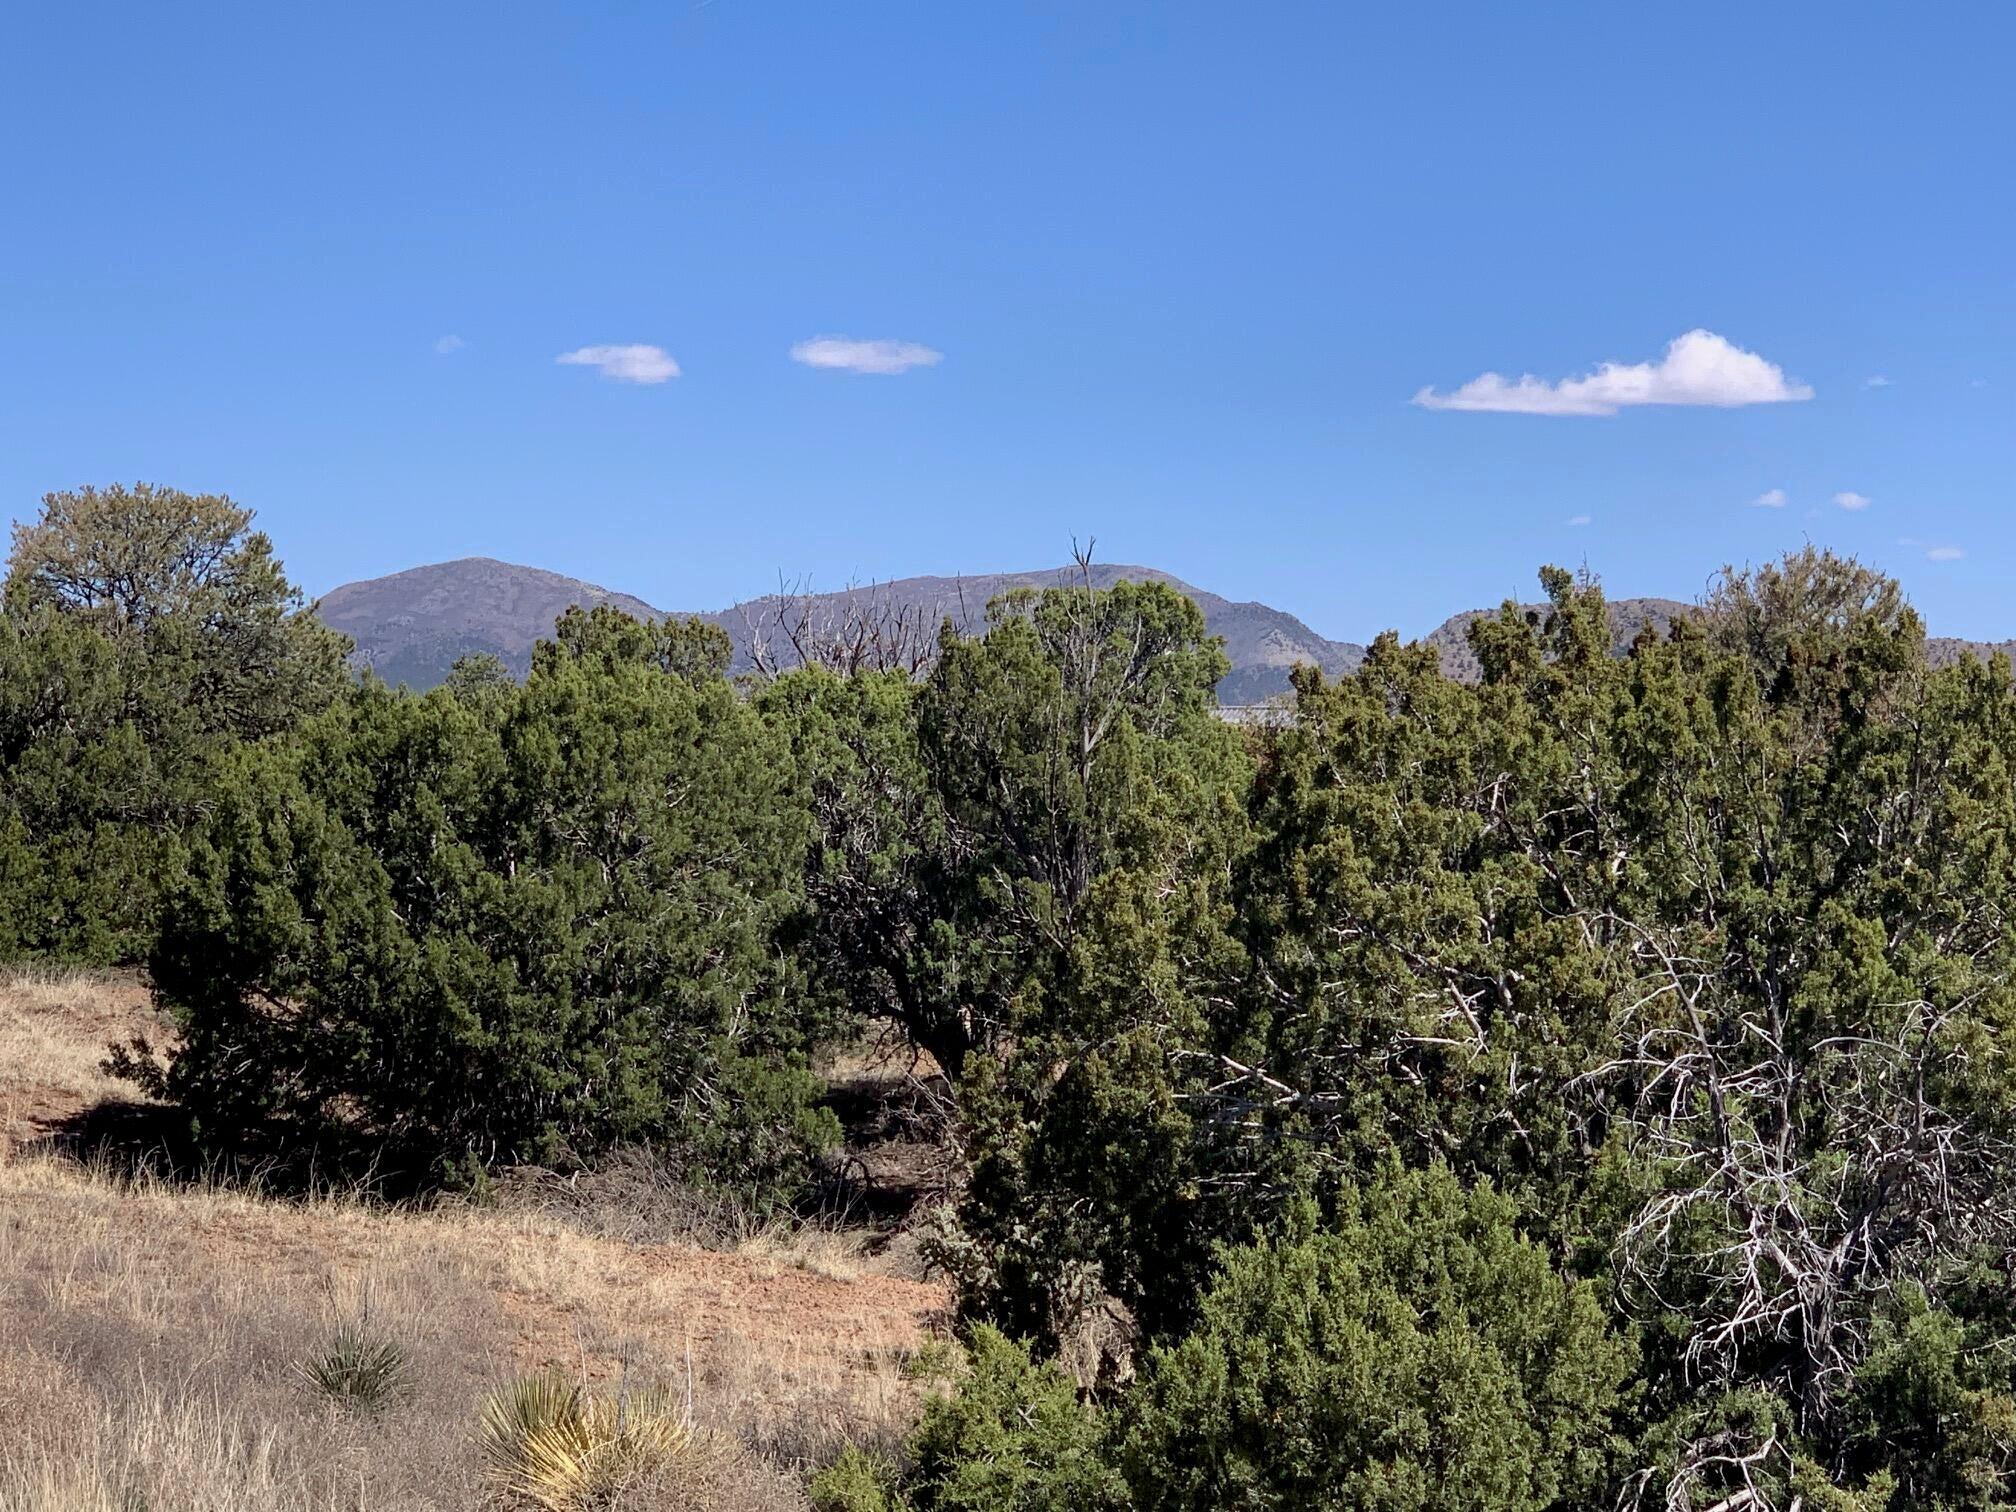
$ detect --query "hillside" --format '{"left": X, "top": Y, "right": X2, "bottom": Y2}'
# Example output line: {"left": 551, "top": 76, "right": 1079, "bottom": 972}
{"left": 0, "top": 968, "right": 949, "bottom": 1509}
{"left": 719, "top": 563, "right": 1365, "bottom": 702}
{"left": 1929, "top": 635, "right": 2016, "bottom": 669}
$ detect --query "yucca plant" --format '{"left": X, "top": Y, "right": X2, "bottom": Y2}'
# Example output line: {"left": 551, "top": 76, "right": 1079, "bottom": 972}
{"left": 477, "top": 1372, "right": 695, "bottom": 1509}
{"left": 295, "top": 1324, "right": 413, "bottom": 1417}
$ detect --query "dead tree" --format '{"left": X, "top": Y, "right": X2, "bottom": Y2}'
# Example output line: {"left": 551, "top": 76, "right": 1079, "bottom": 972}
{"left": 1582, "top": 912, "right": 2016, "bottom": 1510}
{"left": 740, "top": 573, "right": 945, "bottom": 681}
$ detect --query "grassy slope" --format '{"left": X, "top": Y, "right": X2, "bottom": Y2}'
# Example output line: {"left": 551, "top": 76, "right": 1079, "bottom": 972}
{"left": 0, "top": 971, "right": 948, "bottom": 1511}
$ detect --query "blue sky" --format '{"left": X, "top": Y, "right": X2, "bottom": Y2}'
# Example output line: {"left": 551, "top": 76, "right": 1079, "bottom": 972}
{"left": 3, "top": 2, "right": 2010, "bottom": 641}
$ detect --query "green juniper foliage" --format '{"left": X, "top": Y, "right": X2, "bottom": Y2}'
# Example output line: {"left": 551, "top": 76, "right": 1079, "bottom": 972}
{"left": 134, "top": 603, "right": 837, "bottom": 1194}
{"left": 0, "top": 484, "right": 348, "bottom": 961}
{"left": 810, "top": 1327, "right": 1125, "bottom": 1512}
{"left": 837, "top": 553, "right": 2016, "bottom": 1509}
{"left": 1118, "top": 1168, "right": 1633, "bottom": 1512}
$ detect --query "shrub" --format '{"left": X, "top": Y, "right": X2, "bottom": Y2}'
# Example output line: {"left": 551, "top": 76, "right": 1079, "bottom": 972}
{"left": 809, "top": 1446, "right": 905, "bottom": 1512}
{"left": 140, "top": 610, "right": 839, "bottom": 1195}
{"left": 1118, "top": 1165, "right": 1634, "bottom": 1512}
{"left": 294, "top": 1323, "right": 412, "bottom": 1416}
{"left": 477, "top": 1372, "right": 696, "bottom": 1510}
{"left": 813, "top": 1326, "right": 1125, "bottom": 1512}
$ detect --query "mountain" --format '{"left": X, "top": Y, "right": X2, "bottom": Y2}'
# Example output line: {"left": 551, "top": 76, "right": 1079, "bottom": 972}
{"left": 1929, "top": 636, "right": 2016, "bottom": 669}
{"left": 718, "top": 564, "right": 1364, "bottom": 702}
{"left": 318, "top": 558, "right": 1364, "bottom": 701}
{"left": 317, "top": 559, "right": 662, "bottom": 688}
{"left": 318, "top": 558, "right": 2016, "bottom": 703}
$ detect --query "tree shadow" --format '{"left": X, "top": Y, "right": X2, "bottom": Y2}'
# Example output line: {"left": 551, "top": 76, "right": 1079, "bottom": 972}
{"left": 20, "top": 1094, "right": 427, "bottom": 1201}
{"left": 817, "top": 1056, "right": 956, "bottom": 1228}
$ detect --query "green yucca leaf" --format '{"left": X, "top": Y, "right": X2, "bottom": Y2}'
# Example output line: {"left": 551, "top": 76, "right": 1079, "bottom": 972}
{"left": 294, "top": 1325, "right": 413, "bottom": 1417}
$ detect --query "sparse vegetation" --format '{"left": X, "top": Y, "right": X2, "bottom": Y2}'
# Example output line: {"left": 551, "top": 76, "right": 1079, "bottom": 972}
{"left": 0, "top": 977, "right": 934, "bottom": 1511}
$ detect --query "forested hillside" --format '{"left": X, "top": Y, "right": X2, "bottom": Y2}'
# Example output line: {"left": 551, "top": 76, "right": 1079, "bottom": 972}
{"left": 10, "top": 483, "right": 2016, "bottom": 1510}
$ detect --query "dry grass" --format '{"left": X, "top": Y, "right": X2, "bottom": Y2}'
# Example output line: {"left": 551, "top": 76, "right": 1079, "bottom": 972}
{"left": 493, "top": 1151, "right": 886, "bottom": 1284}
{"left": 0, "top": 971, "right": 951, "bottom": 1510}
{"left": 0, "top": 966, "right": 159, "bottom": 1151}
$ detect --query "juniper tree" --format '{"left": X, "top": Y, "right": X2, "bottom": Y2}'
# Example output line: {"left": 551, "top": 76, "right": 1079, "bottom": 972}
{"left": 0, "top": 484, "right": 349, "bottom": 960}
{"left": 137, "top": 611, "right": 837, "bottom": 1192}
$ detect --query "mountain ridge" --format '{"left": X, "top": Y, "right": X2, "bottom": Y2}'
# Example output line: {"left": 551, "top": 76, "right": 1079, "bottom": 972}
{"left": 319, "top": 557, "right": 1366, "bottom": 701}
{"left": 315, "top": 558, "right": 2015, "bottom": 700}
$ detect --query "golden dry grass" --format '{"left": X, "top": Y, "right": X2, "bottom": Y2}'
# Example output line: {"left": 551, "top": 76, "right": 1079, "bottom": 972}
{"left": 0, "top": 966, "right": 158, "bottom": 1150}
{"left": 0, "top": 971, "right": 950, "bottom": 1510}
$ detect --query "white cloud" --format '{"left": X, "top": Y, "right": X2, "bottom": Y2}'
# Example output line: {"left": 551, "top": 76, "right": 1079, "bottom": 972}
{"left": 790, "top": 337, "right": 943, "bottom": 375}
{"left": 1565, "top": 514, "right": 1591, "bottom": 526}
{"left": 1413, "top": 329, "right": 1813, "bottom": 417}
{"left": 1927, "top": 545, "right": 1964, "bottom": 562}
{"left": 556, "top": 344, "right": 681, "bottom": 384}
{"left": 1864, "top": 375, "right": 1892, "bottom": 388}
{"left": 435, "top": 334, "right": 466, "bottom": 355}
{"left": 1753, "top": 488, "right": 1788, "bottom": 508}
{"left": 1833, "top": 490, "right": 1872, "bottom": 511}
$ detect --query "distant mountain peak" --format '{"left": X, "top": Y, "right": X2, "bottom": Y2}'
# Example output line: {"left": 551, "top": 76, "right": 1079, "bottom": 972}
{"left": 317, "top": 559, "right": 661, "bottom": 687}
